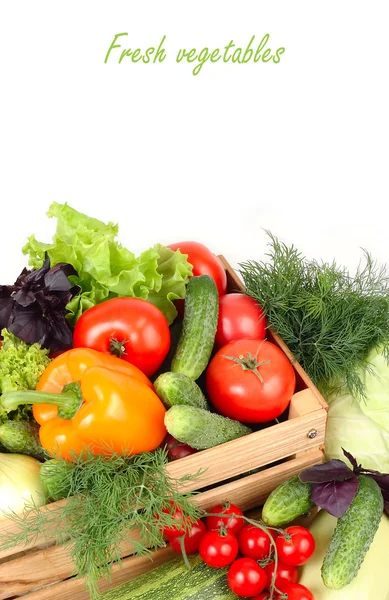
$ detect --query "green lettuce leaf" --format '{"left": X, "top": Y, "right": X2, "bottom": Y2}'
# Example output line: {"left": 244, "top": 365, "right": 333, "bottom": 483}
{"left": 22, "top": 202, "right": 192, "bottom": 324}
{"left": 325, "top": 346, "right": 389, "bottom": 473}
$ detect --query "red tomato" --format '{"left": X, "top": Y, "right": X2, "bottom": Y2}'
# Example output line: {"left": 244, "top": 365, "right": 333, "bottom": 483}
{"left": 205, "top": 339, "right": 296, "bottom": 423}
{"left": 159, "top": 501, "right": 193, "bottom": 539}
{"left": 276, "top": 526, "right": 315, "bottom": 567}
{"left": 277, "top": 582, "right": 315, "bottom": 600}
{"left": 162, "top": 434, "right": 197, "bottom": 461}
{"left": 264, "top": 560, "right": 299, "bottom": 589}
{"left": 199, "top": 530, "right": 239, "bottom": 568}
{"left": 166, "top": 241, "right": 227, "bottom": 295}
{"left": 238, "top": 525, "right": 276, "bottom": 560}
{"left": 73, "top": 297, "right": 170, "bottom": 377}
{"left": 215, "top": 294, "right": 266, "bottom": 349}
{"left": 169, "top": 519, "right": 207, "bottom": 555}
{"left": 206, "top": 502, "right": 245, "bottom": 536}
{"left": 227, "top": 558, "right": 267, "bottom": 597}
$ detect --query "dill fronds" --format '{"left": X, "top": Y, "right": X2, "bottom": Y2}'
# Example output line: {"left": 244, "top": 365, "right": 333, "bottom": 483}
{"left": 239, "top": 231, "right": 389, "bottom": 399}
{"left": 0, "top": 448, "right": 203, "bottom": 599}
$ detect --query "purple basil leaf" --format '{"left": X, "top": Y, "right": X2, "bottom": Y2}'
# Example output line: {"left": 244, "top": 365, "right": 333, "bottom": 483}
{"left": 311, "top": 477, "right": 359, "bottom": 517}
{"left": 384, "top": 501, "right": 389, "bottom": 517}
{"left": 48, "top": 316, "right": 73, "bottom": 349}
{"left": 44, "top": 264, "right": 78, "bottom": 292}
{"left": 23, "top": 256, "right": 50, "bottom": 284}
{"left": 9, "top": 307, "right": 48, "bottom": 346}
{"left": 0, "top": 295, "right": 13, "bottom": 329}
{"left": 13, "top": 289, "right": 36, "bottom": 307}
{"left": 366, "top": 473, "right": 389, "bottom": 502}
{"left": 300, "top": 459, "right": 354, "bottom": 484}
{"left": 341, "top": 448, "right": 360, "bottom": 471}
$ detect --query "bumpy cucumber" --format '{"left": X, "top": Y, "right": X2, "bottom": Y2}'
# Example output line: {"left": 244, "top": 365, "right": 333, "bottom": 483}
{"left": 171, "top": 275, "right": 219, "bottom": 380}
{"left": 321, "top": 474, "right": 383, "bottom": 589}
{"left": 100, "top": 554, "right": 236, "bottom": 599}
{"left": 262, "top": 476, "right": 314, "bottom": 526}
{"left": 154, "top": 372, "right": 209, "bottom": 410}
{"left": 164, "top": 405, "right": 252, "bottom": 450}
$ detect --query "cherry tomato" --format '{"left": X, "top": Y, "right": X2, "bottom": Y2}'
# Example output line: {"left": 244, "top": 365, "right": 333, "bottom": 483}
{"left": 227, "top": 558, "right": 267, "bottom": 597}
{"left": 276, "top": 526, "right": 315, "bottom": 567}
{"left": 238, "top": 525, "right": 276, "bottom": 560}
{"left": 159, "top": 501, "right": 193, "bottom": 539}
{"left": 169, "top": 519, "right": 207, "bottom": 554}
{"left": 73, "top": 297, "right": 170, "bottom": 377}
{"left": 277, "top": 582, "right": 315, "bottom": 600}
{"left": 199, "top": 530, "right": 239, "bottom": 568}
{"left": 206, "top": 339, "right": 296, "bottom": 423}
{"left": 206, "top": 502, "right": 245, "bottom": 536}
{"left": 166, "top": 241, "right": 227, "bottom": 295}
{"left": 162, "top": 434, "right": 198, "bottom": 461}
{"left": 215, "top": 293, "right": 266, "bottom": 349}
{"left": 264, "top": 560, "right": 299, "bottom": 589}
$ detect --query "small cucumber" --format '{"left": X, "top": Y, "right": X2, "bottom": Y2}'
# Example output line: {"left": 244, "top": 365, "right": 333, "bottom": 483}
{"left": 262, "top": 476, "right": 314, "bottom": 526}
{"left": 171, "top": 275, "right": 219, "bottom": 380}
{"left": 322, "top": 474, "right": 383, "bottom": 589}
{"left": 154, "top": 372, "right": 209, "bottom": 410}
{"left": 164, "top": 405, "right": 252, "bottom": 450}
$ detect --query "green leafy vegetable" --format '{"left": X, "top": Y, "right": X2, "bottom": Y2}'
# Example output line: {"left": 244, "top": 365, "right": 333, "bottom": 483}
{"left": 325, "top": 346, "right": 389, "bottom": 473}
{"left": 0, "top": 447, "right": 202, "bottom": 599}
{"left": 23, "top": 202, "right": 193, "bottom": 324}
{"left": 240, "top": 231, "right": 389, "bottom": 399}
{"left": 0, "top": 329, "right": 50, "bottom": 395}
{"left": 0, "top": 329, "right": 50, "bottom": 429}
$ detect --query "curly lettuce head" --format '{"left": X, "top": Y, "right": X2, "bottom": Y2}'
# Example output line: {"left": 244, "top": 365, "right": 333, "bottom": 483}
{"left": 23, "top": 202, "right": 193, "bottom": 325}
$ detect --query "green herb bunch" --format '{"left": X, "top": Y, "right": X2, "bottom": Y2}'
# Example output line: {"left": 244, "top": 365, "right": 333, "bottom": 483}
{"left": 239, "top": 232, "right": 389, "bottom": 399}
{"left": 0, "top": 448, "right": 202, "bottom": 599}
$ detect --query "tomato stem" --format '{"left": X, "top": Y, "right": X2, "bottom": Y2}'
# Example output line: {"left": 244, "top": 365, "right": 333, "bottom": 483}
{"left": 109, "top": 337, "right": 127, "bottom": 358}
{"left": 178, "top": 535, "right": 192, "bottom": 571}
{"left": 221, "top": 352, "right": 271, "bottom": 385}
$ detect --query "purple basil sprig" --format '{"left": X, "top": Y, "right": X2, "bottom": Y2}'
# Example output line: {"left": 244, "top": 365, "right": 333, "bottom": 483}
{"left": 300, "top": 448, "right": 389, "bottom": 518}
{"left": 0, "top": 255, "right": 80, "bottom": 352}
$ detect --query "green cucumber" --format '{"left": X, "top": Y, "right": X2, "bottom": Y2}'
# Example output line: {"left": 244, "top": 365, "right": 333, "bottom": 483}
{"left": 164, "top": 405, "right": 252, "bottom": 450}
{"left": 100, "top": 555, "right": 236, "bottom": 599}
{"left": 262, "top": 476, "right": 315, "bottom": 526}
{"left": 154, "top": 372, "right": 209, "bottom": 410}
{"left": 322, "top": 474, "right": 384, "bottom": 589}
{"left": 171, "top": 275, "right": 218, "bottom": 380}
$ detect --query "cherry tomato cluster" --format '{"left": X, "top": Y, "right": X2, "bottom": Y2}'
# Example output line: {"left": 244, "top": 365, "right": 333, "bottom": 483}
{"left": 160, "top": 500, "right": 316, "bottom": 599}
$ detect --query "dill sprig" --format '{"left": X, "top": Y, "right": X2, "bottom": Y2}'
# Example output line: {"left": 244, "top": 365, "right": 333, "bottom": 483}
{"left": 0, "top": 448, "right": 203, "bottom": 599}
{"left": 239, "top": 231, "right": 389, "bottom": 399}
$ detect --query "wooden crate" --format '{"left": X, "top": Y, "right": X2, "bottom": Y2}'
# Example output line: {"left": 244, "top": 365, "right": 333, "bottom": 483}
{"left": 0, "top": 256, "right": 328, "bottom": 600}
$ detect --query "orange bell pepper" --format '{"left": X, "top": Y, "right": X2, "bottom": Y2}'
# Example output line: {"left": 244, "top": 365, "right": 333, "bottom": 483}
{"left": 1, "top": 348, "right": 167, "bottom": 461}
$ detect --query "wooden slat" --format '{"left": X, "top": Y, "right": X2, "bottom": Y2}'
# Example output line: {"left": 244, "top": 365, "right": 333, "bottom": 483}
{"left": 165, "top": 407, "right": 327, "bottom": 489}
{"left": 4, "top": 449, "right": 323, "bottom": 600}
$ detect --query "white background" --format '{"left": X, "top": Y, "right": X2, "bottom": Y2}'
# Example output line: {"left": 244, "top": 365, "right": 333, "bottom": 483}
{"left": 1, "top": 1, "right": 388, "bottom": 283}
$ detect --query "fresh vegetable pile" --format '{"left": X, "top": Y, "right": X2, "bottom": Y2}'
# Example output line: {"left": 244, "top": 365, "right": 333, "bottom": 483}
{"left": 0, "top": 205, "right": 388, "bottom": 600}
{"left": 0, "top": 203, "right": 299, "bottom": 600}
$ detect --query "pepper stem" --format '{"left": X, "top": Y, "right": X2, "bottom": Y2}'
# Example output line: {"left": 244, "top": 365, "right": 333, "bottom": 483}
{"left": 0, "top": 382, "right": 83, "bottom": 420}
